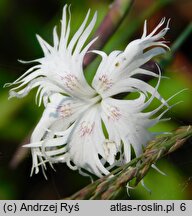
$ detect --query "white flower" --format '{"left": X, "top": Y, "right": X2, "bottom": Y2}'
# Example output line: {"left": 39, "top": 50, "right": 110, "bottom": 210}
{"left": 6, "top": 5, "right": 173, "bottom": 178}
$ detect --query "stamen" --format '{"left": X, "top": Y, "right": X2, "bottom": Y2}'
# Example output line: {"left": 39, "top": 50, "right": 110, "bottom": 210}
{"left": 104, "top": 139, "right": 116, "bottom": 157}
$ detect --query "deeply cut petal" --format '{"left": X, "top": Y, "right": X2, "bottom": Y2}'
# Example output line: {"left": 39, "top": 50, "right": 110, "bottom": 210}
{"left": 6, "top": 5, "right": 98, "bottom": 103}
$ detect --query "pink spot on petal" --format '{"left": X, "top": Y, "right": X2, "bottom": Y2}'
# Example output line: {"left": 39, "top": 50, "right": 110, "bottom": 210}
{"left": 63, "top": 74, "right": 79, "bottom": 90}
{"left": 107, "top": 106, "right": 121, "bottom": 121}
{"left": 58, "top": 103, "right": 73, "bottom": 118}
{"left": 98, "top": 74, "right": 113, "bottom": 91}
{"left": 79, "top": 121, "right": 95, "bottom": 137}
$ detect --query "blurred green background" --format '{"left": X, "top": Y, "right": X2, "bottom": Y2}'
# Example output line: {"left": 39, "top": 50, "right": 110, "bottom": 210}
{"left": 0, "top": 0, "right": 192, "bottom": 199}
